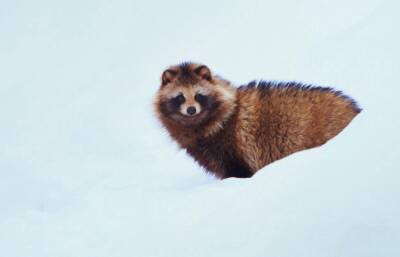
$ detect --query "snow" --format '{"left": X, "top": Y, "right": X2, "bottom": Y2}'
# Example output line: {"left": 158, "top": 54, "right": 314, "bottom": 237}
{"left": 1, "top": 0, "right": 399, "bottom": 256}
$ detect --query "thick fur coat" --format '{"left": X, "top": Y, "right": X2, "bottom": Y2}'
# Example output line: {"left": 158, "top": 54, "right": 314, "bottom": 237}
{"left": 154, "top": 62, "right": 361, "bottom": 179}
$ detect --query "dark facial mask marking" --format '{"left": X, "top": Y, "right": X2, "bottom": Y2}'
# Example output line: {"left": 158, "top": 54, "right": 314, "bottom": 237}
{"left": 195, "top": 93, "right": 207, "bottom": 105}
{"left": 171, "top": 94, "right": 185, "bottom": 107}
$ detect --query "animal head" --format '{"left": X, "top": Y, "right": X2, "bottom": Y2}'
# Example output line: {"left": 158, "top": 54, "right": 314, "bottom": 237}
{"left": 155, "top": 62, "right": 236, "bottom": 134}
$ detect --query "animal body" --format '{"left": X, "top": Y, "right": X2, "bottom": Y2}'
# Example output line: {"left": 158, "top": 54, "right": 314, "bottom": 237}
{"left": 154, "top": 62, "right": 361, "bottom": 179}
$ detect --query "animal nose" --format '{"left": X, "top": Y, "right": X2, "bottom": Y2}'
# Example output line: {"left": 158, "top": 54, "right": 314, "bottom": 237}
{"left": 187, "top": 106, "right": 197, "bottom": 115}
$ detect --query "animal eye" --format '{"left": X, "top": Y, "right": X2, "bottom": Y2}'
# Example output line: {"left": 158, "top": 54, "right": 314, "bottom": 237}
{"left": 172, "top": 94, "right": 185, "bottom": 105}
{"left": 195, "top": 93, "right": 207, "bottom": 104}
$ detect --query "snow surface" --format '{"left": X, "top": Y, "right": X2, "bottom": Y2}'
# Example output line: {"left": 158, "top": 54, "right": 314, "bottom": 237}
{"left": 1, "top": 0, "right": 399, "bottom": 256}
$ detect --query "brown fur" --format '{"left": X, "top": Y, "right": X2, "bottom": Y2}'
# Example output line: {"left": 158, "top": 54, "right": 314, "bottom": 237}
{"left": 154, "top": 62, "right": 361, "bottom": 179}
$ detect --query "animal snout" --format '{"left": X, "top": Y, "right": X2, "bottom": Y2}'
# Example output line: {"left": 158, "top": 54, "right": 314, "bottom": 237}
{"left": 187, "top": 106, "right": 197, "bottom": 115}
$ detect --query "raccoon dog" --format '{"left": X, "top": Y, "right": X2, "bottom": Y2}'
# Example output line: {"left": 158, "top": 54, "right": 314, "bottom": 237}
{"left": 154, "top": 62, "right": 361, "bottom": 179}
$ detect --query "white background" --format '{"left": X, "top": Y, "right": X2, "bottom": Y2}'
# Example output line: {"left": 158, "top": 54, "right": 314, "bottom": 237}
{"left": 1, "top": 0, "right": 399, "bottom": 256}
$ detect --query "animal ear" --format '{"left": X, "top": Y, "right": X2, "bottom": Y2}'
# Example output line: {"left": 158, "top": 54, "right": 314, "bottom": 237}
{"left": 161, "top": 69, "right": 178, "bottom": 86}
{"left": 194, "top": 65, "right": 212, "bottom": 81}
